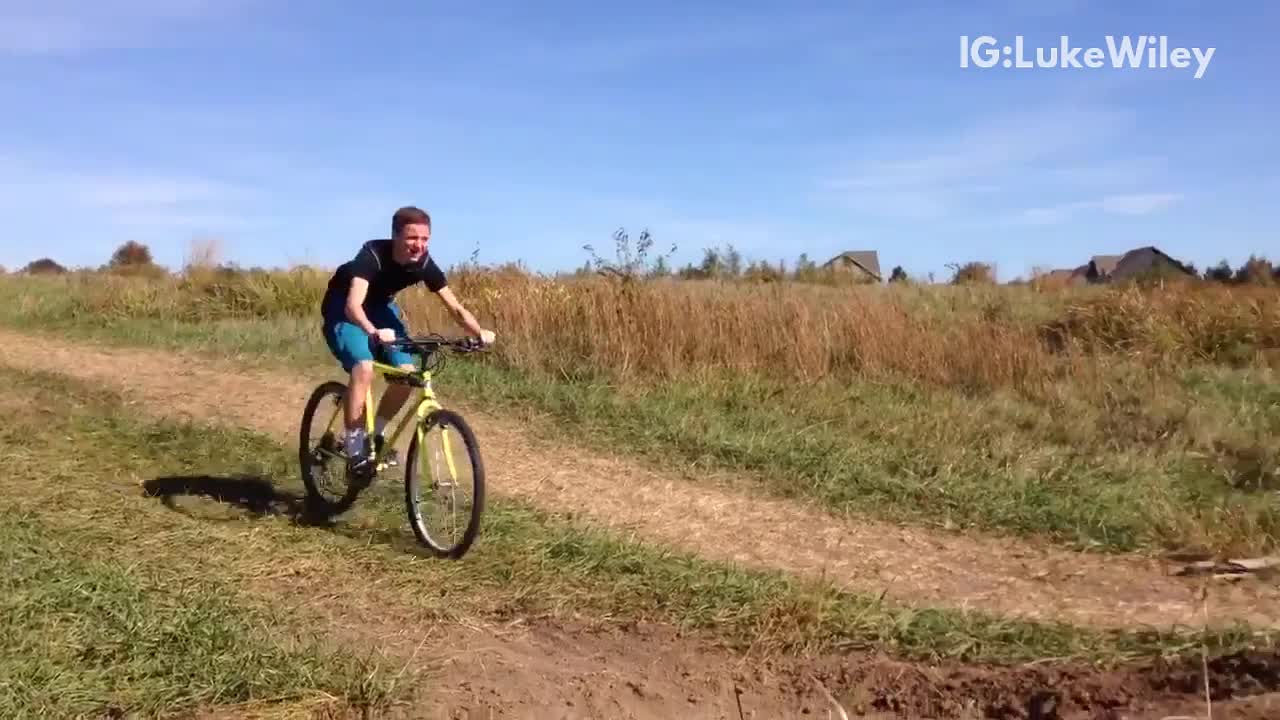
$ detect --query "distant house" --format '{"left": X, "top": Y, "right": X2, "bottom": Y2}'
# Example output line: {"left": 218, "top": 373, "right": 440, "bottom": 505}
{"left": 1038, "top": 268, "right": 1087, "bottom": 287}
{"left": 1084, "top": 255, "right": 1122, "bottom": 283}
{"left": 1110, "top": 246, "right": 1196, "bottom": 282}
{"left": 1051, "top": 247, "right": 1196, "bottom": 285}
{"left": 1034, "top": 246, "right": 1195, "bottom": 288}
{"left": 822, "top": 251, "right": 881, "bottom": 282}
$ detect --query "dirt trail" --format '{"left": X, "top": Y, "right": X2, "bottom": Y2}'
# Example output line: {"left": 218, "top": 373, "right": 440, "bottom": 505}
{"left": 3, "top": 327, "right": 1278, "bottom": 633}
{"left": 7, "top": 327, "right": 1280, "bottom": 719}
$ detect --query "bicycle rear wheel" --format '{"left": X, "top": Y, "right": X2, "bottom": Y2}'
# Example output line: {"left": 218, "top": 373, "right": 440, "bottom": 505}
{"left": 299, "top": 380, "right": 365, "bottom": 516}
{"left": 404, "top": 408, "right": 485, "bottom": 559}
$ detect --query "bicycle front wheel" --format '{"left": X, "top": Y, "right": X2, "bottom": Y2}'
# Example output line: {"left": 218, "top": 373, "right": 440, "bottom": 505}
{"left": 404, "top": 408, "right": 485, "bottom": 559}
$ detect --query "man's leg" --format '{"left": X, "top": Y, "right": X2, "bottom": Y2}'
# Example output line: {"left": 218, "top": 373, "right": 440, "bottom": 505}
{"left": 344, "top": 360, "right": 378, "bottom": 466}
{"left": 346, "top": 361, "right": 375, "bottom": 429}
{"left": 373, "top": 367, "right": 414, "bottom": 431}
{"left": 323, "top": 318, "right": 377, "bottom": 466}
{"left": 368, "top": 302, "right": 416, "bottom": 441}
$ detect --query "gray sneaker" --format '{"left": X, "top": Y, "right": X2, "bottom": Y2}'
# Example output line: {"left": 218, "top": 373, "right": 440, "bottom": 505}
{"left": 347, "top": 451, "right": 373, "bottom": 475}
{"left": 345, "top": 434, "right": 375, "bottom": 480}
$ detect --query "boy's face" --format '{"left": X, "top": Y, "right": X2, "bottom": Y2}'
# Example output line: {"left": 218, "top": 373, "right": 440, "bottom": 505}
{"left": 394, "top": 222, "right": 430, "bottom": 263}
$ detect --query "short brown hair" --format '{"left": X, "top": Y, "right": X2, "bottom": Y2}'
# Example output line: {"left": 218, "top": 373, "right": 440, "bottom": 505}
{"left": 392, "top": 206, "right": 431, "bottom": 236}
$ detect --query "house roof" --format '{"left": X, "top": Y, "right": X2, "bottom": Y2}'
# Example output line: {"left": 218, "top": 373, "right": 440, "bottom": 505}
{"left": 1035, "top": 267, "right": 1088, "bottom": 286}
{"left": 1112, "top": 246, "right": 1194, "bottom": 279}
{"left": 824, "top": 250, "right": 881, "bottom": 279}
{"left": 1089, "top": 255, "right": 1122, "bottom": 275}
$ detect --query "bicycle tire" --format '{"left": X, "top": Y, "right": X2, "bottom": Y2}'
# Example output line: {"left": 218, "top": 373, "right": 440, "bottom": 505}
{"left": 299, "top": 380, "right": 364, "bottom": 516}
{"left": 403, "top": 408, "right": 486, "bottom": 559}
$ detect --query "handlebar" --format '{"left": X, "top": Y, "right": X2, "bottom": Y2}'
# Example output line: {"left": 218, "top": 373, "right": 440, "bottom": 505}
{"left": 380, "top": 334, "right": 490, "bottom": 355}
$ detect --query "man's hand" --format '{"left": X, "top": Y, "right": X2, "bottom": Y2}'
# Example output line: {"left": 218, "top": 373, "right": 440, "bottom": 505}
{"left": 479, "top": 329, "right": 496, "bottom": 346}
{"left": 370, "top": 328, "right": 396, "bottom": 344}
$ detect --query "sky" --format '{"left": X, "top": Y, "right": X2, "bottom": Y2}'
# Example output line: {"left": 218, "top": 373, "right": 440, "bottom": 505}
{"left": 0, "top": 0, "right": 1276, "bottom": 281}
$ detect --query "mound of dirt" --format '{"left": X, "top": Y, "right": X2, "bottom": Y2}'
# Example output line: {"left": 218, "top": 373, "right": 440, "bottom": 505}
{"left": 412, "top": 620, "right": 1279, "bottom": 720}
{"left": 789, "top": 647, "right": 1280, "bottom": 719}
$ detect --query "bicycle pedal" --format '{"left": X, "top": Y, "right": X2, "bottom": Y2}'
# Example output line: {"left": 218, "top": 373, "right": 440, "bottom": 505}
{"left": 347, "top": 455, "right": 374, "bottom": 476}
{"left": 348, "top": 466, "right": 375, "bottom": 490}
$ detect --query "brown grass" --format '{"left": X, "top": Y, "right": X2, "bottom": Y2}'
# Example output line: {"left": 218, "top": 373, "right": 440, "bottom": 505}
{"left": 400, "top": 271, "right": 1280, "bottom": 392}
{"left": 26, "top": 266, "right": 1280, "bottom": 397}
{"left": 5, "top": 267, "right": 1279, "bottom": 556}
{"left": 1043, "top": 283, "right": 1280, "bottom": 367}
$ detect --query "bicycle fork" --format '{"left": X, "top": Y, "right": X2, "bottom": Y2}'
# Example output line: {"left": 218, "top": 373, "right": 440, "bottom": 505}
{"left": 412, "top": 390, "right": 461, "bottom": 496}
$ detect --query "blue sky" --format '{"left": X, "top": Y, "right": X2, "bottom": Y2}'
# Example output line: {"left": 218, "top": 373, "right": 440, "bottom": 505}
{"left": 1, "top": 1, "right": 1276, "bottom": 281}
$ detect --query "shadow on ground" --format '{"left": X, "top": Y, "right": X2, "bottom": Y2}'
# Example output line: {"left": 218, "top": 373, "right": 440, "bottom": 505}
{"left": 142, "top": 474, "right": 324, "bottom": 521}
{"left": 141, "top": 474, "right": 438, "bottom": 557}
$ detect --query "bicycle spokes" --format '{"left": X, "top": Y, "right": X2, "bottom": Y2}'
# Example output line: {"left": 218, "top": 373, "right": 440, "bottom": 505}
{"left": 303, "top": 387, "right": 354, "bottom": 505}
{"left": 408, "top": 417, "right": 477, "bottom": 554}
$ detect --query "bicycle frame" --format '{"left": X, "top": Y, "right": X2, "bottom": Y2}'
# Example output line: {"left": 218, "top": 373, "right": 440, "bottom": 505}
{"left": 363, "top": 359, "right": 460, "bottom": 477}
{"left": 310, "top": 338, "right": 475, "bottom": 478}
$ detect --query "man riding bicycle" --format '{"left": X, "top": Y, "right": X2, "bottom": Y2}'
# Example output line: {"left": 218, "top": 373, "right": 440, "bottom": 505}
{"left": 319, "top": 205, "right": 495, "bottom": 470}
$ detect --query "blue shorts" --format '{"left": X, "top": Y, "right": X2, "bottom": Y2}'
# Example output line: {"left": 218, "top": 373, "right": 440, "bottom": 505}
{"left": 322, "top": 302, "right": 414, "bottom": 371}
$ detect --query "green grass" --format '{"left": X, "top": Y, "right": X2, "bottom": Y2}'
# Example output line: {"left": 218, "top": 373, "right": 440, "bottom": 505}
{"left": 3, "top": 276, "right": 1278, "bottom": 557}
{"left": 0, "top": 363, "right": 1274, "bottom": 671}
{"left": 0, "top": 509, "right": 396, "bottom": 719}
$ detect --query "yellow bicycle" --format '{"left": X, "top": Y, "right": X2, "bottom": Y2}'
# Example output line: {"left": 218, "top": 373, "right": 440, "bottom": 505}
{"left": 298, "top": 334, "right": 487, "bottom": 559}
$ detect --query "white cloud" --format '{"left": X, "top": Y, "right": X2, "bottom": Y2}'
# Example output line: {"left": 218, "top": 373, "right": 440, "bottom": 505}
{"left": 827, "top": 190, "right": 953, "bottom": 221}
{"left": 0, "top": 160, "right": 258, "bottom": 270}
{"left": 1015, "top": 203, "right": 1090, "bottom": 226}
{"left": 0, "top": 0, "right": 253, "bottom": 54}
{"left": 71, "top": 176, "right": 243, "bottom": 210}
{"left": 828, "top": 105, "right": 1135, "bottom": 190}
{"left": 1099, "top": 192, "right": 1182, "bottom": 215}
{"left": 0, "top": 15, "right": 89, "bottom": 53}
{"left": 438, "top": 6, "right": 845, "bottom": 79}
{"left": 817, "top": 101, "right": 1187, "bottom": 225}
{"left": 1012, "top": 192, "right": 1183, "bottom": 225}
{"left": 0, "top": 152, "right": 257, "bottom": 242}
{"left": 0, "top": 159, "right": 245, "bottom": 211}
{"left": 1003, "top": 0, "right": 1091, "bottom": 17}
{"left": 1044, "top": 156, "right": 1169, "bottom": 187}
{"left": 105, "top": 210, "right": 262, "bottom": 231}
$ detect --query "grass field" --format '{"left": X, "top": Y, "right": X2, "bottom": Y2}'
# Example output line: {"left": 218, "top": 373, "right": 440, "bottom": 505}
{"left": 6, "top": 268, "right": 1278, "bottom": 557}
{"left": 4, "top": 261, "right": 1280, "bottom": 717}
{"left": 0, "top": 369, "right": 404, "bottom": 718}
{"left": 11, "top": 359, "right": 1269, "bottom": 718}
{"left": 11, "top": 361, "right": 1255, "bottom": 663}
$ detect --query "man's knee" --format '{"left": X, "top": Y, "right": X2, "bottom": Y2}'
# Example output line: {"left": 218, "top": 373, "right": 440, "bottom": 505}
{"left": 350, "top": 361, "right": 374, "bottom": 384}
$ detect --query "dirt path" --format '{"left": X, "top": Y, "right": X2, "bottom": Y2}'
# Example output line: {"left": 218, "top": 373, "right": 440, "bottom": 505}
{"left": 3, "top": 327, "right": 1278, "bottom": 633}
{"left": 7, "top": 327, "right": 1280, "bottom": 719}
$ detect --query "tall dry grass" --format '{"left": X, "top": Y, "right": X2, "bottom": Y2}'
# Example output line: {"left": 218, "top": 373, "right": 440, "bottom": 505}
{"left": 398, "top": 273, "right": 1060, "bottom": 394}
{"left": 28, "top": 266, "right": 1280, "bottom": 396}
{"left": 8, "top": 267, "right": 1278, "bottom": 554}
{"left": 1043, "top": 283, "right": 1280, "bottom": 367}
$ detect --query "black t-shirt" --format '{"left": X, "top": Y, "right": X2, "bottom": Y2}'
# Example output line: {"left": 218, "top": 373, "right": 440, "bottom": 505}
{"left": 322, "top": 239, "right": 448, "bottom": 316}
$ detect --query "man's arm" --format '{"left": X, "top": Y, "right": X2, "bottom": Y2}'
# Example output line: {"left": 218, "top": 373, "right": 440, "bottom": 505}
{"left": 343, "top": 243, "right": 394, "bottom": 341}
{"left": 345, "top": 277, "right": 384, "bottom": 338}
{"left": 436, "top": 286, "right": 489, "bottom": 339}
{"left": 421, "top": 257, "right": 493, "bottom": 344}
